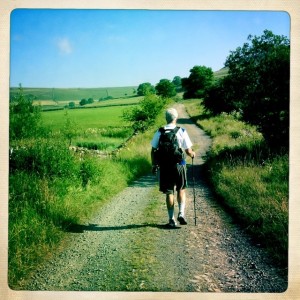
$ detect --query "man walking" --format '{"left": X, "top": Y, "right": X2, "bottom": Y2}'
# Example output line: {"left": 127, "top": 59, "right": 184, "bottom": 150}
{"left": 151, "top": 108, "right": 195, "bottom": 227}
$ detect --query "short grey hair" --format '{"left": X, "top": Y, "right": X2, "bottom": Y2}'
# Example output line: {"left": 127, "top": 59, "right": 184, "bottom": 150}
{"left": 165, "top": 108, "right": 178, "bottom": 123}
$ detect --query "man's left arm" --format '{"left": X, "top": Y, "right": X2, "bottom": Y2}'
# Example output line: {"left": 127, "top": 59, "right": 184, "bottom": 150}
{"left": 185, "top": 148, "right": 195, "bottom": 159}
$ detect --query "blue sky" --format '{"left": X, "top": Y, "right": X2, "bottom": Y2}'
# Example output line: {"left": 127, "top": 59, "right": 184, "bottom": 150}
{"left": 10, "top": 9, "right": 290, "bottom": 88}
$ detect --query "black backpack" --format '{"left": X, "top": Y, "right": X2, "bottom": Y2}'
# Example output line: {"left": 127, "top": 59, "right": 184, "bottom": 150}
{"left": 155, "top": 126, "right": 184, "bottom": 165}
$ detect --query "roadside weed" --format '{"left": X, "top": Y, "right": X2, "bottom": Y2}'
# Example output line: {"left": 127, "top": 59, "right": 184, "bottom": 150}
{"left": 185, "top": 99, "right": 288, "bottom": 266}
{"left": 9, "top": 96, "right": 164, "bottom": 288}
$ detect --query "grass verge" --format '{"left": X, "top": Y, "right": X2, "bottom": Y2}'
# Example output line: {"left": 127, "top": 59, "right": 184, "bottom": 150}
{"left": 8, "top": 114, "right": 164, "bottom": 289}
{"left": 185, "top": 99, "right": 288, "bottom": 267}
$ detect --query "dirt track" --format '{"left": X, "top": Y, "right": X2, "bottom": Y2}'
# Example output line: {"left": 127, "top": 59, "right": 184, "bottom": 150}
{"left": 23, "top": 104, "right": 287, "bottom": 292}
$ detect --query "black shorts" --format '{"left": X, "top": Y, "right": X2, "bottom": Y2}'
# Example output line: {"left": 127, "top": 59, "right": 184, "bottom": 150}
{"left": 159, "top": 164, "right": 188, "bottom": 194}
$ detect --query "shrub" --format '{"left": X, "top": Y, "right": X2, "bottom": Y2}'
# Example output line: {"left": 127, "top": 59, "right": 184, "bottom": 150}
{"left": 137, "top": 82, "right": 155, "bottom": 96}
{"left": 80, "top": 155, "right": 102, "bottom": 187}
{"left": 204, "top": 30, "right": 290, "bottom": 150}
{"left": 122, "top": 94, "right": 167, "bottom": 132}
{"left": 61, "top": 111, "right": 79, "bottom": 146}
{"left": 87, "top": 98, "right": 94, "bottom": 104}
{"left": 68, "top": 102, "right": 75, "bottom": 108}
{"left": 155, "top": 79, "right": 177, "bottom": 98}
{"left": 80, "top": 98, "right": 87, "bottom": 106}
{"left": 9, "top": 85, "right": 43, "bottom": 140}
{"left": 9, "top": 138, "right": 79, "bottom": 179}
{"left": 182, "top": 65, "right": 214, "bottom": 99}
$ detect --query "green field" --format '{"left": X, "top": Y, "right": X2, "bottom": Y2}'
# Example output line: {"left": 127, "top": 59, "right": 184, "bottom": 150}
{"left": 42, "top": 105, "right": 132, "bottom": 130}
{"left": 41, "top": 99, "right": 136, "bottom": 151}
{"left": 10, "top": 86, "right": 140, "bottom": 111}
{"left": 10, "top": 86, "right": 138, "bottom": 102}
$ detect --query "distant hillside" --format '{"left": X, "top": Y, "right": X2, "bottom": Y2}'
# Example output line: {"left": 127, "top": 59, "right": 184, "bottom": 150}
{"left": 10, "top": 69, "right": 228, "bottom": 104}
{"left": 213, "top": 67, "right": 229, "bottom": 79}
{"left": 9, "top": 86, "right": 138, "bottom": 102}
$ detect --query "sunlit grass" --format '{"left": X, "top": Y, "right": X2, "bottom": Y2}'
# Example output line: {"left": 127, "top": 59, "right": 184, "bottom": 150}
{"left": 41, "top": 105, "right": 133, "bottom": 131}
{"left": 9, "top": 100, "right": 164, "bottom": 288}
{"left": 185, "top": 99, "right": 288, "bottom": 266}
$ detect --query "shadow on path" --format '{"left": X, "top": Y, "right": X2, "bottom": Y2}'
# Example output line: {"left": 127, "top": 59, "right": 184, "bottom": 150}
{"left": 65, "top": 222, "right": 181, "bottom": 233}
{"left": 177, "top": 117, "right": 195, "bottom": 126}
{"left": 129, "top": 174, "right": 157, "bottom": 188}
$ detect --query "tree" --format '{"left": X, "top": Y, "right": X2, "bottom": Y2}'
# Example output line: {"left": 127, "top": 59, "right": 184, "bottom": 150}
{"left": 182, "top": 65, "right": 214, "bottom": 99}
{"left": 172, "top": 76, "right": 181, "bottom": 87}
{"left": 224, "top": 30, "right": 290, "bottom": 148}
{"left": 172, "top": 76, "right": 182, "bottom": 92}
{"left": 137, "top": 82, "right": 155, "bottom": 96}
{"left": 204, "top": 77, "right": 237, "bottom": 115}
{"left": 80, "top": 98, "right": 87, "bottom": 106}
{"left": 155, "top": 79, "right": 177, "bottom": 98}
{"left": 122, "top": 94, "right": 166, "bottom": 132}
{"left": 62, "top": 111, "right": 79, "bottom": 146}
{"left": 9, "top": 85, "right": 42, "bottom": 140}
{"left": 68, "top": 101, "right": 75, "bottom": 108}
{"left": 87, "top": 98, "right": 94, "bottom": 104}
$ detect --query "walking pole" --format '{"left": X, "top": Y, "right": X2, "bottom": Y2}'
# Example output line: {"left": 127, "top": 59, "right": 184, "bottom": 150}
{"left": 192, "top": 156, "right": 197, "bottom": 226}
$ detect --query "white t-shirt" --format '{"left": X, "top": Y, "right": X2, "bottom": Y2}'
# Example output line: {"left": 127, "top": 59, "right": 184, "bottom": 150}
{"left": 151, "top": 124, "right": 193, "bottom": 150}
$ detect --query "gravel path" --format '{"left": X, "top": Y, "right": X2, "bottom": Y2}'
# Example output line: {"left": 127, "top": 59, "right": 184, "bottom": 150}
{"left": 23, "top": 104, "right": 287, "bottom": 292}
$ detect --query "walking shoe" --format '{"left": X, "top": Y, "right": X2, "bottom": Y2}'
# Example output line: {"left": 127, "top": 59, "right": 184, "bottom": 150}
{"left": 177, "top": 213, "right": 187, "bottom": 225}
{"left": 166, "top": 219, "right": 177, "bottom": 228}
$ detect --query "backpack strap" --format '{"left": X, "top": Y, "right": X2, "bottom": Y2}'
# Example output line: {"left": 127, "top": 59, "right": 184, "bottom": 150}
{"left": 174, "top": 126, "right": 181, "bottom": 134}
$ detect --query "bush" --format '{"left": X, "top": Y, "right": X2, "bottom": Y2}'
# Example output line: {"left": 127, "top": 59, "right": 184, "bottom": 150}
{"left": 80, "top": 98, "right": 87, "bottom": 106}
{"left": 155, "top": 79, "right": 177, "bottom": 98}
{"left": 68, "top": 102, "right": 75, "bottom": 108}
{"left": 87, "top": 98, "right": 94, "bottom": 104}
{"left": 182, "top": 65, "right": 214, "bottom": 99}
{"left": 61, "top": 111, "right": 79, "bottom": 146}
{"left": 122, "top": 94, "right": 167, "bottom": 132}
{"left": 9, "top": 85, "right": 43, "bottom": 140}
{"left": 137, "top": 82, "right": 156, "bottom": 96}
{"left": 203, "top": 76, "right": 243, "bottom": 115}
{"left": 204, "top": 30, "right": 290, "bottom": 150}
{"left": 10, "top": 138, "right": 79, "bottom": 179}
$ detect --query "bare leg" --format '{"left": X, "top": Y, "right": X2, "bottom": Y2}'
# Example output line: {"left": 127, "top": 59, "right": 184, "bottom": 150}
{"left": 166, "top": 193, "right": 175, "bottom": 220}
{"left": 177, "top": 189, "right": 186, "bottom": 215}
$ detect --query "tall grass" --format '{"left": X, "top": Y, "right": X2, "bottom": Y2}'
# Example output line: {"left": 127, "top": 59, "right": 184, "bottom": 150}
{"left": 185, "top": 99, "right": 288, "bottom": 267}
{"left": 8, "top": 102, "right": 164, "bottom": 289}
{"left": 74, "top": 126, "right": 134, "bottom": 151}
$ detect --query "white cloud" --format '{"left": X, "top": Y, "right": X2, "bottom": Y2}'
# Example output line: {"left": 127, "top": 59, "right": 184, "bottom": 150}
{"left": 56, "top": 37, "right": 73, "bottom": 55}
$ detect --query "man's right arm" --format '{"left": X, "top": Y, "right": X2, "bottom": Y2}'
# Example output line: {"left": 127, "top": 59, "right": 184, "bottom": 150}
{"left": 151, "top": 147, "right": 157, "bottom": 165}
{"left": 151, "top": 147, "right": 159, "bottom": 174}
